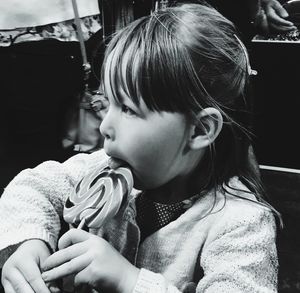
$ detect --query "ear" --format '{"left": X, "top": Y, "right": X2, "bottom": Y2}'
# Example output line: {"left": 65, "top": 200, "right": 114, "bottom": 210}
{"left": 188, "top": 107, "right": 223, "bottom": 150}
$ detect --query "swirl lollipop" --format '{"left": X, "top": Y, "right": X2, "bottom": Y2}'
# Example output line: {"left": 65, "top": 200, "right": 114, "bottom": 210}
{"left": 63, "top": 162, "right": 133, "bottom": 229}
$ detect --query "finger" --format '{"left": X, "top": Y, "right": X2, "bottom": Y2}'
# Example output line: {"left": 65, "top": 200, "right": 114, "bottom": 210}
{"left": 99, "top": 98, "right": 109, "bottom": 120}
{"left": 3, "top": 268, "right": 35, "bottom": 293}
{"left": 42, "top": 254, "right": 91, "bottom": 282}
{"left": 20, "top": 263, "right": 51, "bottom": 293}
{"left": 58, "top": 229, "right": 91, "bottom": 250}
{"left": 271, "top": 0, "right": 289, "bottom": 18}
{"left": 266, "top": 7, "right": 295, "bottom": 26}
{"left": 42, "top": 243, "right": 86, "bottom": 271}
{"left": 99, "top": 96, "right": 109, "bottom": 109}
{"left": 269, "top": 22, "right": 297, "bottom": 32}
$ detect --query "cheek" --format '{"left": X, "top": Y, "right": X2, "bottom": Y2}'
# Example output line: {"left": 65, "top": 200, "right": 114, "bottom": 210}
{"left": 129, "top": 135, "right": 162, "bottom": 168}
{"left": 128, "top": 132, "right": 184, "bottom": 188}
{"left": 117, "top": 112, "right": 189, "bottom": 188}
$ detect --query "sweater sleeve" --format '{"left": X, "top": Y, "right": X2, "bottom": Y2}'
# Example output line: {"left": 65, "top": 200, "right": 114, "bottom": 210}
{"left": 133, "top": 269, "right": 181, "bottom": 293}
{"left": 197, "top": 204, "right": 278, "bottom": 293}
{"left": 0, "top": 150, "right": 108, "bottom": 267}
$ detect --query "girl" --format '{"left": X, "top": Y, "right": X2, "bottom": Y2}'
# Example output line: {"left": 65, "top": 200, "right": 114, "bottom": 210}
{"left": 0, "top": 3, "right": 278, "bottom": 293}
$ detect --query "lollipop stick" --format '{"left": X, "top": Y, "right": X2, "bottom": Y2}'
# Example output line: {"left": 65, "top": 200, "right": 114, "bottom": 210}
{"left": 77, "top": 218, "right": 86, "bottom": 230}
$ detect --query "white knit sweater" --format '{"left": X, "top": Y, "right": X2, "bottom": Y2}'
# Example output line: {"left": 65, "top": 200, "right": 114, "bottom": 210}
{"left": 0, "top": 150, "right": 278, "bottom": 292}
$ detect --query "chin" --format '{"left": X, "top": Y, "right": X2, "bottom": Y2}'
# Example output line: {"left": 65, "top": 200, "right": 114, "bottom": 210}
{"left": 132, "top": 175, "right": 145, "bottom": 190}
{"left": 132, "top": 175, "right": 163, "bottom": 191}
{"left": 132, "top": 174, "right": 150, "bottom": 190}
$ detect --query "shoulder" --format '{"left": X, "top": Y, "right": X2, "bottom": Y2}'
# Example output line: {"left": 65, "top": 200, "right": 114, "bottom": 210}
{"left": 222, "top": 177, "right": 275, "bottom": 224}
{"left": 49, "top": 148, "right": 108, "bottom": 175}
{"left": 202, "top": 177, "right": 277, "bottom": 244}
{"left": 196, "top": 178, "right": 278, "bottom": 292}
{"left": 3, "top": 149, "right": 109, "bottom": 197}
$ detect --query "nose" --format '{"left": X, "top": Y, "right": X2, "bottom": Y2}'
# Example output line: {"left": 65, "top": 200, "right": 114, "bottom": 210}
{"left": 99, "top": 107, "right": 115, "bottom": 140}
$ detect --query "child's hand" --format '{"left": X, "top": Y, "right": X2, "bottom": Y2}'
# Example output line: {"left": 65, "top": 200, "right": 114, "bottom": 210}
{"left": 41, "top": 229, "right": 140, "bottom": 293}
{"left": 1, "top": 239, "right": 57, "bottom": 293}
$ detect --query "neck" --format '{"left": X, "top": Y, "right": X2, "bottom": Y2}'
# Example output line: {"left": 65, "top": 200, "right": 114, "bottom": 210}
{"left": 145, "top": 167, "right": 206, "bottom": 204}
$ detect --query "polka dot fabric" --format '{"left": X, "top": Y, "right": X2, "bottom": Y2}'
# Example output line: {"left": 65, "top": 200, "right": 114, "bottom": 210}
{"left": 136, "top": 193, "right": 185, "bottom": 242}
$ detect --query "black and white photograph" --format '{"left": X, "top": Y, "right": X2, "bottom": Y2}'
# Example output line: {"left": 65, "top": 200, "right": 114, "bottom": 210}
{"left": 0, "top": 0, "right": 299, "bottom": 292}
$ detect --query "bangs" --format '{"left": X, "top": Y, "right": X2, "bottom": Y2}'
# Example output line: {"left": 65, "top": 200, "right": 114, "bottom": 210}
{"left": 104, "top": 29, "right": 144, "bottom": 108}
{"left": 101, "top": 14, "right": 193, "bottom": 113}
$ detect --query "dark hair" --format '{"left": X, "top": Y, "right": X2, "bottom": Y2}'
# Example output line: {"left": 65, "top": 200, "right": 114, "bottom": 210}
{"left": 101, "top": 2, "right": 280, "bottom": 219}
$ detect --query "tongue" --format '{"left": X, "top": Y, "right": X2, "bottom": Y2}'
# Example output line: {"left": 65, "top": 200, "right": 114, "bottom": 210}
{"left": 108, "top": 157, "right": 127, "bottom": 170}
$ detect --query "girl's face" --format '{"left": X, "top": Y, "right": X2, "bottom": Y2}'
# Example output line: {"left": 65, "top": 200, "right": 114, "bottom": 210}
{"left": 100, "top": 57, "right": 201, "bottom": 191}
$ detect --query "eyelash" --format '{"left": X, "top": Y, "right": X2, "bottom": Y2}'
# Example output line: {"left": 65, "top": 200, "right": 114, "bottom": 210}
{"left": 103, "top": 95, "right": 137, "bottom": 117}
{"left": 121, "top": 104, "right": 136, "bottom": 116}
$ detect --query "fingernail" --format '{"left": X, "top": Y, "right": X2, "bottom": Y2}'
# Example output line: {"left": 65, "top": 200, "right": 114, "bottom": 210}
{"left": 49, "top": 286, "right": 61, "bottom": 293}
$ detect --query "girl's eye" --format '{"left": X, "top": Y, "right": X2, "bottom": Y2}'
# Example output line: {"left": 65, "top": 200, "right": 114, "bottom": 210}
{"left": 121, "top": 104, "right": 136, "bottom": 116}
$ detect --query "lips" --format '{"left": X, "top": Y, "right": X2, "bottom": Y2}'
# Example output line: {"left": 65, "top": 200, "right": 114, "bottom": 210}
{"left": 106, "top": 155, "right": 143, "bottom": 189}
{"left": 107, "top": 156, "right": 129, "bottom": 170}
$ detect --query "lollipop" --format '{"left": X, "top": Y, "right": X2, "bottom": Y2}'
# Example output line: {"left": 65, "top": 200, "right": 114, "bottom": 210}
{"left": 63, "top": 162, "right": 133, "bottom": 229}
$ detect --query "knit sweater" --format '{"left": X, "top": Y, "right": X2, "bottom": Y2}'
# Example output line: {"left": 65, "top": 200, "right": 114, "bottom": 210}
{"left": 0, "top": 150, "right": 278, "bottom": 292}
